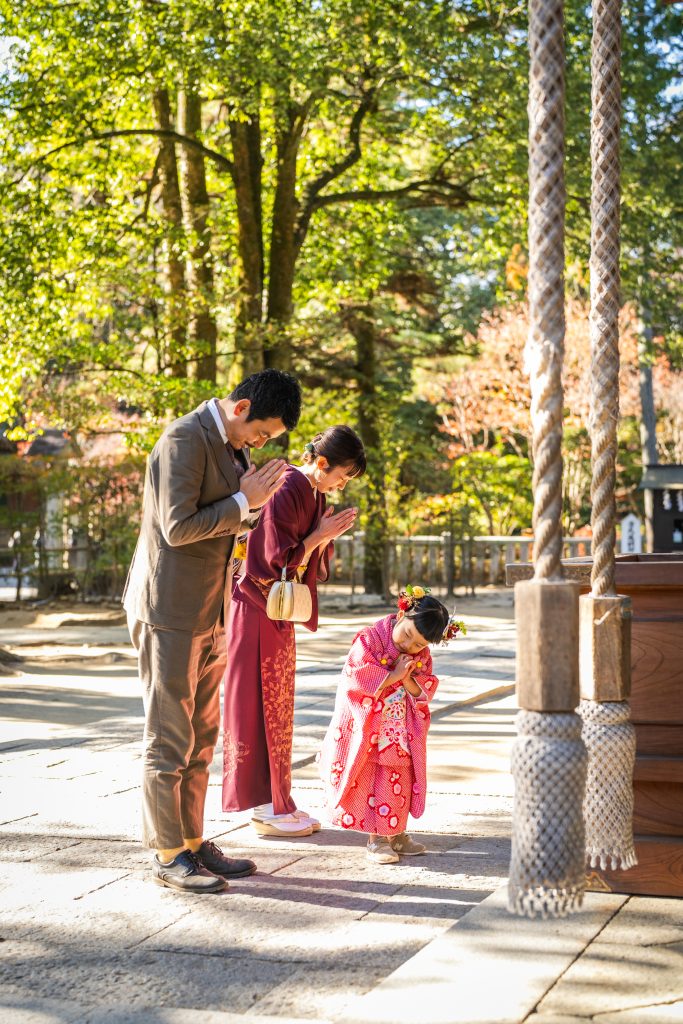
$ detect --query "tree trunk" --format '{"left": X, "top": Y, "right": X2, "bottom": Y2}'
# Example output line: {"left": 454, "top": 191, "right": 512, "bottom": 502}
{"left": 230, "top": 115, "right": 265, "bottom": 381}
{"left": 265, "top": 128, "right": 300, "bottom": 372}
{"left": 177, "top": 86, "right": 218, "bottom": 383}
{"left": 344, "top": 305, "right": 388, "bottom": 596}
{"left": 637, "top": 305, "right": 658, "bottom": 552}
{"left": 152, "top": 89, "right": 187, "bottom": 378}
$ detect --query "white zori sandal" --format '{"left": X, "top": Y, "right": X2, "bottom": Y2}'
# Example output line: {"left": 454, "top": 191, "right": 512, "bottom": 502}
{"left": 251, "top": 803, "right": 321, "bottom": 838}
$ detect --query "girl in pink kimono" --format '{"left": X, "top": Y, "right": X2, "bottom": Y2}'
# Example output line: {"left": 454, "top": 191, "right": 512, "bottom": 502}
{"left": 319, "top": 589, "right": 464, "bottom": 864}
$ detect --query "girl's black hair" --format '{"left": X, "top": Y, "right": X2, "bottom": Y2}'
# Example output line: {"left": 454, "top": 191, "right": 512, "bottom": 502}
{"left": 229, "top": 369, "right": 302, "bottom": 430}
{"left": 405, "top": 595, "right": 450, "bottom": 644}
{"left": 304, "top": 425, "right": 367, "bottom": 477}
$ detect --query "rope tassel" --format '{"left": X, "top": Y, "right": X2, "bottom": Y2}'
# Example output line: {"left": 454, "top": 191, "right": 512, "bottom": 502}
{"left": 580, "top": 700, "right": 637, "bottom": 871}
{"left": 509, "top": 710, "right": 587, "bottom": 918}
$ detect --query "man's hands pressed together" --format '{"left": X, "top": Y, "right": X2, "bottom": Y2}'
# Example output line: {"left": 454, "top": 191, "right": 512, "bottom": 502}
{"left": 239, "top": 459, "right": 288, "bottom": 510}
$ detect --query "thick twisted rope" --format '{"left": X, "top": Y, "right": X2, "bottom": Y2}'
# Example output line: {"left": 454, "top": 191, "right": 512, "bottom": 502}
{"left": 509, "top": 0, "right": 586, "bottom": 918}
{"left": 580, "top": 0, "right": 637, "bottom": 877}
{"left": 527, "top": 0, "right": 566, "bottom": 582}
{"left": 589, "top": 0, "right": 621, "bottom": 598}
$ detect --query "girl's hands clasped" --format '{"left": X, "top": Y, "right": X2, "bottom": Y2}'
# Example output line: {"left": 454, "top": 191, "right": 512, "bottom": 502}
{"left": 374, "top": 653, "right": 415, "bottom": 698}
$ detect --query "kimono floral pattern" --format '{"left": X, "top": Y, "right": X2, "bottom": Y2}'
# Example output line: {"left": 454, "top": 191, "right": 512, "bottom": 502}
{"left": 378, "top": 685, "right": 409, "bottom": 753}
{"left": 223, "top": 731, "right": 251, "bottom": 777}
{"left": 319, "top": 614, "right": 440, "bottom": 834}
{"left": 331, "top": 755, "right": 413, "bottom": 835}
{"left": 261, "top": 629, "right": 297, "bottom": 779}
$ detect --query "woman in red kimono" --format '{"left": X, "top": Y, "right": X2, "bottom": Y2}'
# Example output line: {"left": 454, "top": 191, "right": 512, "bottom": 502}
{"left": 222, "top": 425, "right": 366, "bottom": 837}
{"left": 319, "top": 591, "right": 463, "bottom": 864}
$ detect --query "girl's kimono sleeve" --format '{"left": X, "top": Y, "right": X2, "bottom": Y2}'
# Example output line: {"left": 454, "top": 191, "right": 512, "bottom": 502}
{"left": 407, "top": 651, "right": 439, "bottom": 712}
{"left": 345, "top": 628, "right": 394, "bottom": 697}
{"left": 405, "top": 649, "right": 439, "bottom": 819}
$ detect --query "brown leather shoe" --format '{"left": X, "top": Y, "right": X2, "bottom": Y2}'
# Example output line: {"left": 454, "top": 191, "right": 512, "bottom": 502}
{"left": 196, "top": 839, "right": 257, "bottom": 878}
{"left": 152, "top": 850, "right": 227, "bottom": 893}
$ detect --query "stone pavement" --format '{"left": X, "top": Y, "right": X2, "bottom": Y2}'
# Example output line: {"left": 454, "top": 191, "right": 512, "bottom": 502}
{"left": 1, "top": 592, "right": 681, "bottom": 1024}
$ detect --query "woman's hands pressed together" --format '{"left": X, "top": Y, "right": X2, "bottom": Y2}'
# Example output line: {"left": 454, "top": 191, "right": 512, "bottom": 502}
{"left": 300, "top": 504, "right": 358, "bottom": 564}
{"left": 315, "top": 505, "right": 358, "bottom": 543}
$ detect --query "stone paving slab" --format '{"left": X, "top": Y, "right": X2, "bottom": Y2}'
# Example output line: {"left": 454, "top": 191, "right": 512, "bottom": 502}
{"left": 0, "top": 998, "right": 331, "bottom": 1024}
{"left": 80, "top": 1012, "right": 329, "bottom": 1024}
{"left": 271, "top": 843, "right": 508, "bottom": 894}
{"left": 1, "top": 874, "right": 194, "bottom": 952}
{"left": 586, "top": 895, "right": 683, "bottom": 947}
{"left": 0, "top": 996, "right": 87, "bottom": 1024}
{"left": 0, "top": 833, "right": 83, "bottom": 862}
{"left": 535, "top": 938, "right": 683, "bottom": 1019}
{"left": 0, "top": 746, "right": 143, "bottom": 781}
{"left": 0, "top": 861, "right": 131, "bottom": 913}
{"left": 4, "top": 597, "right": 682, "bottom": 1024}
{"left": 349, "top": 887, "right": 628, "bottom": 1024}
{"left": 527, "top": 1011, "right": 683, "bottom": 1024}
{"left": 596, "top": 1002, "right": 683, "bottom": 1023}
{"left": 0, "top": 785, "right": 142, "bottom": 839}
{"left": 249, "top": 964, "right": 388, "bottom": 1022}
{"left": 143, "top": 898, "right": 413, "bottom": 971}
{"left": 0, "top": 946, "right": 296, "bottom": 1015}
{"left": 0, "top": 627, "right": 133, "bottom": 647}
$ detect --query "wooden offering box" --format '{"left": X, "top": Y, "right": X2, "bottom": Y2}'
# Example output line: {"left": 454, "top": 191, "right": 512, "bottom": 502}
{"left": 506, "top": 554, "right": 683, "bottom": 897}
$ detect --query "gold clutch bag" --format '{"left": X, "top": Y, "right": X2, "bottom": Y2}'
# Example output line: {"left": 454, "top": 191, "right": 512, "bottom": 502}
{"left": 266, "top": 565, "right": 312, "bottom": 623}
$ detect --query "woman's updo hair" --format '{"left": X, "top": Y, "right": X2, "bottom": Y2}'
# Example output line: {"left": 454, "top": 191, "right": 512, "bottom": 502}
{"left": 302, "top": 425, "right": 367, "bottom": 477}
{"left": 405, "top": 595, "right": 450, "bottom": 644}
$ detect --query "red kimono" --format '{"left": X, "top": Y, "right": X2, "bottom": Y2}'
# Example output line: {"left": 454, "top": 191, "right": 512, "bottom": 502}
{"left": 222, "top": 465, "right": 331, "bottom": 815}
{"left": 318, "top": 614, "right": 439, "bottom": 836}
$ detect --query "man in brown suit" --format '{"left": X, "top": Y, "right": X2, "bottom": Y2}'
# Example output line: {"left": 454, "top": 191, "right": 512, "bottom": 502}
{"left": 124, "top": 369, "right": 302, "bottom": 893}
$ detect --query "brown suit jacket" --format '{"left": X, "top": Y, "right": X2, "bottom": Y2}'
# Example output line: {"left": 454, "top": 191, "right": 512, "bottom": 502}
{"left": 123, "top": 402, "right": 254, "bottom": 632}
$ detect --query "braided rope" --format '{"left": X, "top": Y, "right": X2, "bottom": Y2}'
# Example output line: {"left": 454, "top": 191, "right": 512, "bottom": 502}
{"left": 527, "top": 0, "right": 566, "bottom": 582}
{"left": 509, "top": 711, "right": 587, "bottom": 918}
{"left": 509, "top": 0, "right": 587, "bottom": 920}
{"left": 589, "top": 0, "right": 621, "bottom": 598}
{"left": 580, "top": 700, "right": 637, "bottom": 870}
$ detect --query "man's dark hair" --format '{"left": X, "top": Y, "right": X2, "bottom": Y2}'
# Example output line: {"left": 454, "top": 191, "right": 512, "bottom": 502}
{"left": 229, "top": 369, "right": 302, "bottom": 430}
{"left": 406, "top": 595, "right": 450, "bottom": 644}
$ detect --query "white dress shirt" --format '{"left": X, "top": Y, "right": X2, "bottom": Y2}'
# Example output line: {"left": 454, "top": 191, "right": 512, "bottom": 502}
{"left": 209, "top": 398, "right": 250, "bottom": 521}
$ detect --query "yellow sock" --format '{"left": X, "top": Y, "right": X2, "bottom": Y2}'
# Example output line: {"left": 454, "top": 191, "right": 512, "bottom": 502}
{"left": 157, "top": 846, "right": 185, "bottom": 863}
{"left": 184, "top": 837, "right": 204, "bottom": 853}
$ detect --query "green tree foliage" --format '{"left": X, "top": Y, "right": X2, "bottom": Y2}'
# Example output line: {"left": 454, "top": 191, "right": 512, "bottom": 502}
{"left": 0, "top": 0, "right": 680, "bottom": 594}
{"left": 0, "top": 0, "right": 526, "bottom": 426}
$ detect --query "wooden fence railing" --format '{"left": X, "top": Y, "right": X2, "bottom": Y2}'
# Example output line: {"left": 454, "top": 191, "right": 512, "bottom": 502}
{"left": 0, "top": 534, "right": 593, "bottom": 600}
{"left": 326, "top": 533, "right": 591, "bottom": 595}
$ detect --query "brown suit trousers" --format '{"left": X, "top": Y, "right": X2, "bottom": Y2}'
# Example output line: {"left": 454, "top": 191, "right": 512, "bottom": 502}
{"left": 128, "top": 614, "right": 227, "bottom": 848}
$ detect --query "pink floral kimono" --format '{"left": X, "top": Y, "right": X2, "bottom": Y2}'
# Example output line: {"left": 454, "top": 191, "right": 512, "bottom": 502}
{"left": 318, "top": 614, "right": 439, "bottom": 836}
